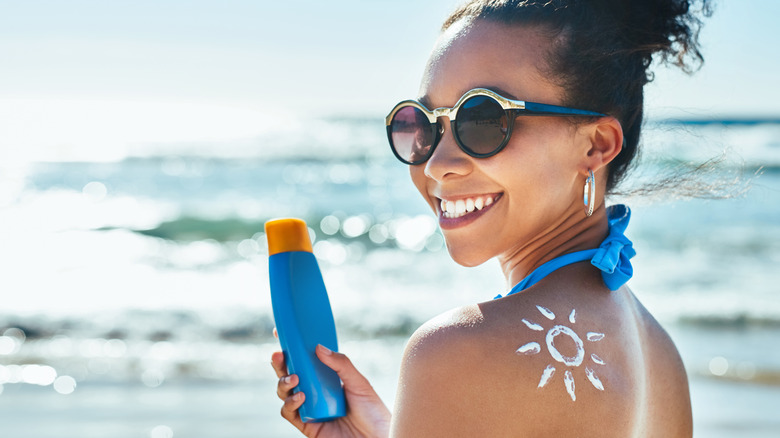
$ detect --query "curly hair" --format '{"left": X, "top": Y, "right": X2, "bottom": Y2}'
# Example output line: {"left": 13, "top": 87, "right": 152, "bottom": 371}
{"left": 442, "top": 0, "right": 713, "bottom": 192}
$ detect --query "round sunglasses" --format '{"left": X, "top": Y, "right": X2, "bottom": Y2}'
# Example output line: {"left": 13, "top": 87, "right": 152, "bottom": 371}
{"left": 385, "top": 88, "right": 607, "bottom": 165}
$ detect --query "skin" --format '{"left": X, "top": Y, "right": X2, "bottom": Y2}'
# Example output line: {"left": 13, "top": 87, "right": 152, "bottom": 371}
{"left": 272, "top": 18, "right": 692, "bottom": 438}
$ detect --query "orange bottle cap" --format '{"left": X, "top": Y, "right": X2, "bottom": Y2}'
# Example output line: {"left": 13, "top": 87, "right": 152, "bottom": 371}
{"left": 265, "top": 218, "right": 313, "bottom": 255}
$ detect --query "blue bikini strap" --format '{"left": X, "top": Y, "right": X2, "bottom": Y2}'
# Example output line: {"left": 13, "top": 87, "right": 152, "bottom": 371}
{"left": 495, "top": 204, "right": 635, "bottom": 299}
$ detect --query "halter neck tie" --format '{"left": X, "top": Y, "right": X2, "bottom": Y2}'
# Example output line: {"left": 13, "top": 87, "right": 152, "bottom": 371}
{"left": 495, "top": 204, "right": 635, "bottom": 299}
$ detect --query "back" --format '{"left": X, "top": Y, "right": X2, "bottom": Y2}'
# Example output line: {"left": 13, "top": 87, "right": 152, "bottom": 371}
{"left": 391, "top": 263, "right": 692, "bottom": 437}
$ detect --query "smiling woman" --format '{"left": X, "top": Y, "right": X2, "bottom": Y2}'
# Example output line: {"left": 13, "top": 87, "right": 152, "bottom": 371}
{"left": 267, "top": 0, "right": 711, "bottom": 437}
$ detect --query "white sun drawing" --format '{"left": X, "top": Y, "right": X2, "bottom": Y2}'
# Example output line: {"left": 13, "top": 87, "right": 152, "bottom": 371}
{"left": 515, "top": 305, "right": 606, "bottom": 401}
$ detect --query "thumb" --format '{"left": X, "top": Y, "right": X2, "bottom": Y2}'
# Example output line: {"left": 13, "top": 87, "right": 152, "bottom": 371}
{"left": 316, "top": 345, "right": 375, "bottom": 396}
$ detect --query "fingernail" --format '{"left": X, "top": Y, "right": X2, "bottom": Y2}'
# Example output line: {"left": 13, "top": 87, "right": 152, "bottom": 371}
{"left": 293, "top": 392, "right": 303, "bottom": 401}
{"left": 318, "top": 345, "right": 332, "bottom": 355}
{"left": 282, "top": 376, "right": 291, "bottom": 384}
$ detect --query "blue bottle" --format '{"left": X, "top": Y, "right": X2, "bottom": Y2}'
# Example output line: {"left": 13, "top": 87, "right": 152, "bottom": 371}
{"left": 265, "top": 218, "right": 346, "bottom": 423}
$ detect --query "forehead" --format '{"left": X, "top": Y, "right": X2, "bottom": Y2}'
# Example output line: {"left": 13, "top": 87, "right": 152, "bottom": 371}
{"left": 419, "top": 19, "right": 563, "bottom": 107}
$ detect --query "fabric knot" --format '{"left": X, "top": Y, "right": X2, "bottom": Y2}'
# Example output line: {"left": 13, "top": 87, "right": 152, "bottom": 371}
{"left": 590, "top": 205, "right": 635, "bottom": 291}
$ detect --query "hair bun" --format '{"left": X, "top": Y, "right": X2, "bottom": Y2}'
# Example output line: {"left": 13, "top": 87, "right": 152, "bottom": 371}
{"left": 607, "top": 0, "right": 713, "bottom": 73}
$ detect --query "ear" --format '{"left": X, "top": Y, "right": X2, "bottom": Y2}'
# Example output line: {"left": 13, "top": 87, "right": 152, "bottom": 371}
{"left": 579, "top": 117, "right": 623, "bottom": 176}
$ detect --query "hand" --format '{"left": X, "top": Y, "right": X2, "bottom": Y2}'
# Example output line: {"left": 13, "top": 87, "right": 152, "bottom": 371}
{"left": 271, "top": 345, "right": 392, "bottom": 438}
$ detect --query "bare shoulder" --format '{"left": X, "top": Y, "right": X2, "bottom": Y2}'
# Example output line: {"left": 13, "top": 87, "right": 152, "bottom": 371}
{"left": 401, "top": 303, "right": 496, "bottom": 375}
{"left": 390, "top": 304, "right": 519, "bottom": 437}
{"left": 390, "top": 265, "right": 693, "bottom": 437}
{"left": 390, "top": 295, "right": 639, "bottom": 437}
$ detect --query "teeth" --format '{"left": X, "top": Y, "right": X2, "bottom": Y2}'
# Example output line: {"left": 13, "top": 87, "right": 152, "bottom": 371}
{"left": 446, "top": 200, "right": 456, "bottom": 214}
{"left": 440, "top": 195, "right": 498, "bottom": 218}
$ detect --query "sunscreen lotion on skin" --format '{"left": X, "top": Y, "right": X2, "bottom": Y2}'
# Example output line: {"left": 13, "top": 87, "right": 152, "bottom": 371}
{"left": 265, "top": 218, "right": 346, "bottom": 423}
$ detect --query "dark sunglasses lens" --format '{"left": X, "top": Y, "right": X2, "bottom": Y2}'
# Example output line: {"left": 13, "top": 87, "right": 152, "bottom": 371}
{"left": 456, "top": 95, "right": 509, "bottom": 156}
{"left": 390, "top": 106, "right": 435, "bottom": 164}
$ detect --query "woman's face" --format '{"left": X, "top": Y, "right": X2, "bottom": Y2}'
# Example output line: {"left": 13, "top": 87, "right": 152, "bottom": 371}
{"left": 411, "top": 19, "right": 591, "bottom": 267}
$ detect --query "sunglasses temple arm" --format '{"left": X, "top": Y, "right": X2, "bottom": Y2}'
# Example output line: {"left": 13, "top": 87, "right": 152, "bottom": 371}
{"left": 522, "top": 102, "right": 606, "bottom": 117}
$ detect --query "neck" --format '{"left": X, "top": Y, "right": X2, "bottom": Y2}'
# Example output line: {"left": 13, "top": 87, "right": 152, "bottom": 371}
{"left": 498, "top": 204, "right": 609, "bottom": 290}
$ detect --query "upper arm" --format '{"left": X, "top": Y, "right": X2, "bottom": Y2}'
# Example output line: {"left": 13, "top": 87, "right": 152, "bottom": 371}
{"left": 642, "top": 314, "right": 693, "bottom": 436}
{"left": 630, "top": 292, "right": 693, "bottom": 437}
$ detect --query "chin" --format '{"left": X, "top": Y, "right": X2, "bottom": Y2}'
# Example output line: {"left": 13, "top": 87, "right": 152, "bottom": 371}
{"left": 444, "top": 241, "right": 491, "bottom": 268}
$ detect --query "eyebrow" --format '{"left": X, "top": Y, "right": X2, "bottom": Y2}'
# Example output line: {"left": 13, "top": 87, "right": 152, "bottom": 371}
{"left": 418, "top": 85, "right": 521, "bottom": 108}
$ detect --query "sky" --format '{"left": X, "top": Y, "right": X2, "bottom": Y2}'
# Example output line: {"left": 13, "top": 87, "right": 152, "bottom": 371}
{"left": 0, "top": 0, "right": 778, "bottom": 161}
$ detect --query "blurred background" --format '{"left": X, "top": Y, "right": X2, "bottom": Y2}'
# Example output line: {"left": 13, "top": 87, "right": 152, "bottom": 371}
{"left": 1, "top": 1, "right": 778, "bottom": 437}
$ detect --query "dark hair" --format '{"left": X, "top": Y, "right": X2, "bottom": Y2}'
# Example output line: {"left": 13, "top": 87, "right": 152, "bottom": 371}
{"left": 442, "top": 0, "right": 712, "bottom": 193}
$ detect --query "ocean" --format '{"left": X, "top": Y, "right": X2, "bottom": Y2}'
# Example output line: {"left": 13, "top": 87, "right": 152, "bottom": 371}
{"left": 1, "top": 117, "right": 779, "bottom": 437}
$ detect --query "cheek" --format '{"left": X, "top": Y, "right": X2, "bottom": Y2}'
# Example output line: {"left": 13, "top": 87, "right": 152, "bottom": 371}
{"left": 491, "top": 135, "right": 578, "bottom": 216}
{"left": 409, "top": 166, "right": 436, "bottom": 211}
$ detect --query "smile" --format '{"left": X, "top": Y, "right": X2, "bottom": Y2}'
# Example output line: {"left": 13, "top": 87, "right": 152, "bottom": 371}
{"left": 438, "top": 193, "right": 502, "bottom": 219}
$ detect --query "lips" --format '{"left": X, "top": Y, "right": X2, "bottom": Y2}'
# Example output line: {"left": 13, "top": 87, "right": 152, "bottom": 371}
{"left": 437, "top": 193, "right": 502, "bottom": 229}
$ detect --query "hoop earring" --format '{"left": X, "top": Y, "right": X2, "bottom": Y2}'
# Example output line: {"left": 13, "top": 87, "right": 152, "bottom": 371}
{"left": 583, "top": 170, "right": 595, "bottom": 217}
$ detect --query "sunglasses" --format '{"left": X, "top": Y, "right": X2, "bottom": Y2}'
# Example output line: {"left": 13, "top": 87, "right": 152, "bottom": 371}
{"left": 385, "top": 88, "right": 607, "bottom": 165}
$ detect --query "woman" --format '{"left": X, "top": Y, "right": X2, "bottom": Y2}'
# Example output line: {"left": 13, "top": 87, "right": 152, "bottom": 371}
{"left": 271, "top": 0, "right": 709, "bottom": 436}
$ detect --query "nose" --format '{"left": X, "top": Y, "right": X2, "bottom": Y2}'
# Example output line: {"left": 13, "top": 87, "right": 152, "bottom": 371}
{"left": 423, "top": 118, "right": 473, "bottom": 182}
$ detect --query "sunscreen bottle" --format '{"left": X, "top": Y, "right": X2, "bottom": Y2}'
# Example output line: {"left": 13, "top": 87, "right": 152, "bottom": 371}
{"left": 265, "top": 218, "right": 346, "bottom": 423}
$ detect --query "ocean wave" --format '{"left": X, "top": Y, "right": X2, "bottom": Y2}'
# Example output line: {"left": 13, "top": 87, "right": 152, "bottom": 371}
{"left": 0, "top": 310, "right": 277, "bottom": 344}
{"left": 693, "top": 361, "right": 780, "bottom": 387}
{"left": 111, "top": 213, "right": 444, "bottom": 264}
{"left": 6, "top": 309, "right": 780, "bottom": 355}
{"left": 658, "top": 117, "right": 780, "bottom": 126}
{"left": 0, "top": 310, "right": 419, "bottom": 388}
{"left": 5, "top": 311, "right": 780, "bottom": 390}
{"left": 0, "top": 308, "right": 423, "bottom": 347}
{"left": 639, "top": 121, "right": 780, "bottom": 171}
{"left": 677, "top": 313, "right": 780, "bottom": 329}
{"left": 703, "top": 369, "right": 780, "bottom": 387}
{"left": 124, "top": 217, "right": 270, "bottom": 243}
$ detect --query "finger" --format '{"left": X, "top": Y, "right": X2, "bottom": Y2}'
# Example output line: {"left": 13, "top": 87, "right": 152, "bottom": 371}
{"left": 280, "top": 391, "right": 306, "bottom": 428}
{"left": 270, "top": 351, "right": 288, "bottom": 379}
{"left": 316, "top": 345, "right": 375, "bottom": 396}
{"left": 273, "top": 327, "right": 278, "bottom": 339}
{"left": 276, "top": 374, "right": 299, "bottom": 400}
